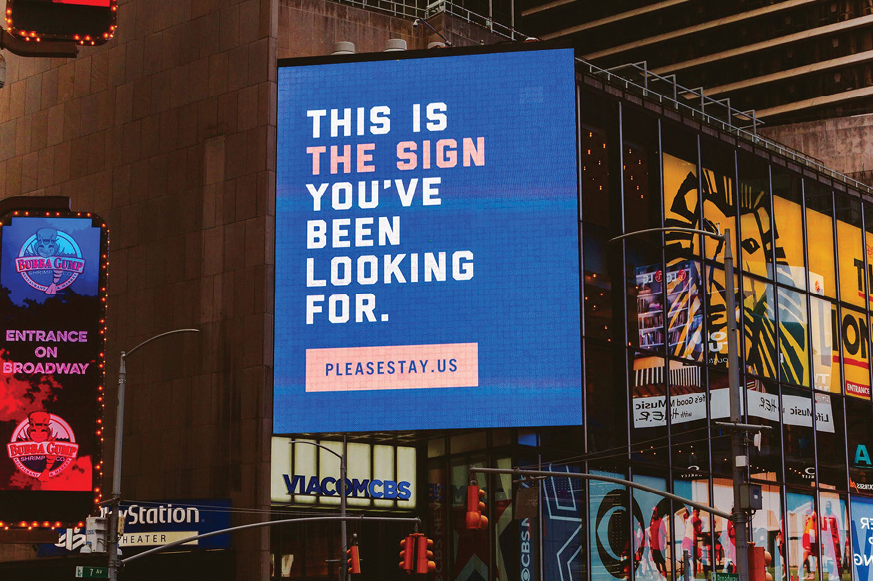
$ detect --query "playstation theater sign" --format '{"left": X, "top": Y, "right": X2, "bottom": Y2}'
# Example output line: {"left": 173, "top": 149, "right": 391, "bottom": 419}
{"left": 0, "top": 205, "right": 109, "bottom": 527}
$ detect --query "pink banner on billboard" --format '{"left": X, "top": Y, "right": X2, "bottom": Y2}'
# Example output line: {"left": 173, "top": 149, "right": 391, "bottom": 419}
{"left": 305, "top": 343, "right": 478, "bottom": 392}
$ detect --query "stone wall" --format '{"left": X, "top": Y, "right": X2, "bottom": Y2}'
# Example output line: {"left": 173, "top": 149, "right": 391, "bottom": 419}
{"left": 0, "top": 0, "right": 278, "bottom": 577}
{"left": 761, "top": 114, "right": 873, "bottom": 188}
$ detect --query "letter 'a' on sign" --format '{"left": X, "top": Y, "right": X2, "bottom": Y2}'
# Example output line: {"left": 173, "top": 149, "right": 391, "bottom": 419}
{"left": 274, "top": 46, "right": 583, "bottom": 433}
{"left": 0, "top": 207, "right": 109, "bottom": 528}
{"left": 5, "top": 0, "right": 117, "bottom": 45}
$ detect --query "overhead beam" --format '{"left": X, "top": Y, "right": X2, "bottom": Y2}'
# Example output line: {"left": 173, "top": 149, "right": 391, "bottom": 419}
{"left": 755, "top": 85, "right": 873, "bottom": 118}
{"left": 700, "top": 50, "right": 873, "bottom": 97}
{"left": 652, "top": 13, "right": 873, "bottom": 75}
{"left": 571, "top": 0, "right": 813, "bottom": 55}
{"left": 525, "top": 0, "right": 690, "bottom": 25}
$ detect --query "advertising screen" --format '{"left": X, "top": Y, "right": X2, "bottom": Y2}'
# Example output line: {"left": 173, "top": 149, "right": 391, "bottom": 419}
{"left": 274, "top": 47, "right": 582, "bottom": 432}
{"left": 0, "top": 211, "right": 107, "bottom": 525}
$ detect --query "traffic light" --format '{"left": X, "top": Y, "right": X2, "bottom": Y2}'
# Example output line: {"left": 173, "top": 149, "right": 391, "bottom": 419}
{"left": 465, "top": 479, "right": 488, "bottom": 530}
{"left": 347, "top": 534, "right": 361, "bottom": 575}
{"left": 414, "top": 535, "right": 435, "bottom": 574}
{"left": 399, "top": 534, "right": 415, "bottom": 573}
{"left": 399, "top": 533, "right": 435, "bottom": 575}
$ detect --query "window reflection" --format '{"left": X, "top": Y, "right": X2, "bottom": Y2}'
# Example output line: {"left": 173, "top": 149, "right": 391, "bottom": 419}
{"left": 743, "top": 278, "right": 777, "bottom": 380}
{"left": 810, "top": 298, "right": 840, "bottom": 393}
{"left": 738, "top": 154, "right": 774, "bottom": 279}
{"left": 835, "top": 195, "right": 865, "bottom": 308}
{"left": 806, "top": 183, "right": 836, "bottom": 299}
{"left": 786, "top": 491, "right": 819, "bottom": 581}
{"left": 772, "top": 171, "right": 806, "bottom": 290}
{"left": 779, "top": 287, "right": 810, "bottom": 387}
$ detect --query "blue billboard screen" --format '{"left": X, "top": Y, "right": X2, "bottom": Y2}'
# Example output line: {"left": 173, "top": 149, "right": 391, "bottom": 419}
{"left": 274, "top": 48, "right": 582, "bottom": 432}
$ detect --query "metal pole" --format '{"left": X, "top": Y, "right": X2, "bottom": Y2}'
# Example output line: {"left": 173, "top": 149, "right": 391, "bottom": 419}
{"left": 106, "top": 329, "right": 199, "bottom": 581}
{"left": 122, "top": 515, "right": 421, "bottom": 565}
{"left": 724, "top": 228, "right": 749, "bottom": 581}
{"left": 107, "top": 352, "right": 126, "bottom": 581}
{"left": 340, "top": 435, "right": 347, "bottom": 581}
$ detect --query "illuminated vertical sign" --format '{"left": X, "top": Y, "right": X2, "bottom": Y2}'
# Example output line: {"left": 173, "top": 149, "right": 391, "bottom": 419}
{"left": 0, "top": 210, "right": 108, "bottom": 526}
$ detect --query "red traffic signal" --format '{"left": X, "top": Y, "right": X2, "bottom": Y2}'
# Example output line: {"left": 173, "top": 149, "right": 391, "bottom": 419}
{"left": 399, "top": 533, "right": 436, "bottom": 575}
{"left": 399, "top": 534, "right": 415, "bottom": 573}
{"left": 415, "top": 535, "right": 436, "bottom": 574}
{"left": 347, "top": 535, "right": 361, "bottom": 575}
{"left": 465, "top": 481, "right": 488, "bottom": 530}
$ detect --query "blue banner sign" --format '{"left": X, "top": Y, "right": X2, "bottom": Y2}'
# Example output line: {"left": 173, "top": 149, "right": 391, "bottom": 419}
{"left": 38, "top": 499, "right": 231, "bottom": 556}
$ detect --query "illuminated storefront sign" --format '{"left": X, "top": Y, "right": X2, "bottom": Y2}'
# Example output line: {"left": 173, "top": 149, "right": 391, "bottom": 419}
{"left": 271, "top": 437, "right": 417, "bottom": 508}
{"left": 274, "top": 47, "right": 582, "bottom": 433}
{"left": 0, "top": 211, "right": 108, "bottom": 526}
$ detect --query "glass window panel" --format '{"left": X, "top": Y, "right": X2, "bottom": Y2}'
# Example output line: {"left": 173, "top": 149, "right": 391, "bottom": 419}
{"left": 590, "top": 469, "right": 630, "bottom": 581}
{"left": 704, "top": 265, "right": 738, "bottom": 368}
{"left": 586, "top": 343, "right": 628, "bottom": 455}
{"left": 428, "top": 437, "right": 446, "bottom": 458}
{"left": 841, "top": 308, "right": 871, "bottom": 399}
{"left": 772, "top": 170, "right": 807, "bottom": 290}
{"left": 709, "top": 369, "right": 732, "bottom": 477}
{"left": 811, "top": 298, "right": 841, "bottom": 393}
{"left": 667, "top": 259, "right": 704, "bottom": 362}
{"left": 632, "top": 472, "right": 673, "bottom": 581}
{"left": 816, "top": 393, "right": 846, "bottom": 490}
{"left": 623, "top": 106, "right": 662, "bottom": 235}
{"left": 669, "top": 360, "right": 707, "bottom": 473}
{"left": 713, "top": 479, "right": 738, "bottom": 574}
{"left": 580, "top": 91, "right": 619, "bottom": 229}
{"left": 397, "top": 447, "right": 417, "bottom": 510}
{"left": 317, "top": 440, "right": 344, "bottom": 507}
{"left": 701, "top": 139, "right": 738, "bottom": 265}
{"left": 293, "top": 440, "right": 317, "bottom": 505}
{"left": 673, "top": 476, "right": 711, "bottom": 579}
{"left": 744, "top": 278, "right": 778, "bottom": 380}
{"left": 786, "top": 491, "right": 819, "bottom": 581}
{"left": 372, "top": 445, "right": 395, "bottom": 508}
{"left": 428, "top": 460, "right": 449, "bottom": 581}
{"left": 493, "top": 457, "right": 516, "bottom": 581}
{"left": 748, "top": 379, "right": 782, "bottom": 482}
{"left": 846, "top": 399, "right": 873, "bottom": 491}
{"left": 631, "top": 351, "right": 667, "bottom": 465}
{"left": 452, "top": 456, "right": 489, "bottom": 581}
{"left": 584, "top": 229, "right": 621, "bottom": 342}
{"left": 738, "top": 153, "right": 774, "bottom": 279}
{"left": 816, "top": 493, "right": 848, "bottom": 581}
{"left": 783, "top": 386, "right": 817, "bottom": 487}
{"left": 779, "top": 287, "right": 811, "bottom": 387}
{"left": 806, "top": 183, "right": 837, "bottom": 299}
{"left": 836, "top": 195, "right": 866, "bottom": 308}
{"left": 345, "top": 442, "right": 371, "bottom": 508}
{"left": 628, "top": 241, "right": 666, "bottom": 354}
{"left": 751, "top": 485, "right": 785, "bottom": 581}
{"left": 865, "top": 202, "right": 873, "bottom": 310}
{"left": 629, "top": 352, "right": 670, "bottom": 465}
{"left": 663, "top": 124, "right": 702, "bottom": 258}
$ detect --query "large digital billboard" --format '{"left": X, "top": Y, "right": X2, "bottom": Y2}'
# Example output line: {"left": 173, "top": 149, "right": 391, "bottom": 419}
{"left": 274, "top": 47, "right": 582, "bottom": 432}
{"left": 0, "top": 210, "right": 108, "bottom": 526}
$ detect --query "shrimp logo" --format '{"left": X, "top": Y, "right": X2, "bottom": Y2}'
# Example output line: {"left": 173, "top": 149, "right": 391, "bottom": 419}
{"left": 14, "top": 228, "right": 86, "bottom": 295}
{"left": 6, "top": 412, "right": 79, "bottom": 481}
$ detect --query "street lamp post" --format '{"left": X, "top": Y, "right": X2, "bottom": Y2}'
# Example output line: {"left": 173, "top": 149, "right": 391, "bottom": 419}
{"left": 285, "top": 439, "right": 348, "bottom": 581}
{"left": 608, "top": 226, "right": 749, "bottom": 581}
{"left": 107, "top": 328, "right": 200, "bottom": 581}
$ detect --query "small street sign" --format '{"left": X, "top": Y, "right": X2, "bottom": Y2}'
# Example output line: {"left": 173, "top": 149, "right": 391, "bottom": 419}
{"left": 75, "top": 566, "right": 109, "bottom": 579}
